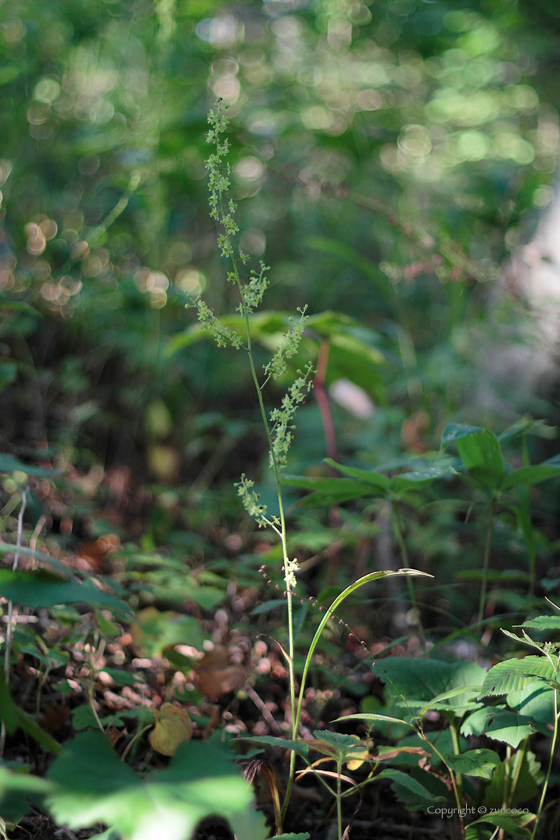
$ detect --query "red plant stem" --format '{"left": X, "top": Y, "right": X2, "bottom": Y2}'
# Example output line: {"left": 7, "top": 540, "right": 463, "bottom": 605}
{"left": 314, "top": 340, "right": 337, "bottom": 463}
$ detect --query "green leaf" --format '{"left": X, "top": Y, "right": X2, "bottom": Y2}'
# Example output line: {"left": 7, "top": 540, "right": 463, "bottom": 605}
{"left": 335, "top": 713, "right": 417, "bottom": 732}
{"left": 374, "top": 657, "right": 487, "bottom": 705}
{"left": 0, "top": 673, "right": 62, "bottom": 754}
{"left": 478, "top": 656, "right": 555, "bottom": 698}
{"left": 466, "top": 814, "right": 532, "bottom": 839}
{"left": 311, "top": 730, "right": 367, "bottom": 762}
{"left": 323, "top": 460, "right": 390, "bottom": 492}
{"left": 270, "top": 835, "right": 310, "bottom": 840}
{"left": 460, "top": 708, "right": 543, "bottom": 748}
{"left": 482, "top": 749, "right": 542, "bottom": 808}
{"left": 327, "top": 331, "right": 386, "bottom": 400}
{"left": 442, "top": 424, "right": 505, "bottom": 489}
{"left": 0, "top": 570, "right": 132, "bottom": 616}
{"left": 375, "top": 767, "right": 445, "bottom": 806}
{"left": 323, "top": 459, "right": 455, "bottom": 496}
{"left": 103, "top": 668, "right": 146, "bottom": 687}
{"left": 441, "top": 423, "right": 484, "bottom": 446}
{"left": 458, "top": 430, "right": 504, "bottom": 490}
{"left": 389, "top": 464, "right": 454, "bottom": 492}
{"left": 72, "top": 706, "right": 100, "bottom": 731}
{"left": 0, "top": 765, "right": 53, "bottom": 823}
{"left": 418, "top": 684, "right": 483, "bottom": 716}
{"left": 88, "top": 830, "right": 120, "bottom": 840}
{"left": 131, "top": 609, "right": 205, "bottom": 657}
{"left": 281, "top": 475, "right": 377, "bottom": 506}
{"left": 519, "top": 615, "right": 560, "bottom": 631}
{"left": 46, "top": 732, "right": 255, "bottom": 840}
{"left": 501, "top": 464, "right": 560, "bottom": 490}
{"left": 507, "top": 681, "right": 554, "bottom": 726}
{"left": 445, "top": 749, "right": 500, "bottom": 780}
{"left": 0, "top": 544, "right": 74, "bottom": 579}
{"left": 238, "top": 735, "right": 310, "bottom": 761}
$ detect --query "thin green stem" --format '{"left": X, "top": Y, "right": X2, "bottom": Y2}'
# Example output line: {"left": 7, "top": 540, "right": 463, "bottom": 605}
{"left": 531, "top": 688, "right": 559, "bottom": 840}
{"left": 477, "top": 498, "right": 496, "bottom": 636}
{"left": 424, "top": 735, "right": 465, "bottom": 839}
{"left": 233, "top": 273, "right": 297, "bottom": 825}
{"left": 449, "top": 722, "right": 464, "bottom": 808}
{"left": 508, "top": 737, "right": 528, "bottom": 807}
{"left": 336, "top": 759, "right": 343, "bottom": 840}
{"left": 393, "top": 502, "right": 426, "bottom": 649}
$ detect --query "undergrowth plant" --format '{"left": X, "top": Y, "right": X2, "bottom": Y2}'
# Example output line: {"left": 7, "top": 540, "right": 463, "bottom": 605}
{"left": 197, "top": 101, "right": 428, "bottom": 837}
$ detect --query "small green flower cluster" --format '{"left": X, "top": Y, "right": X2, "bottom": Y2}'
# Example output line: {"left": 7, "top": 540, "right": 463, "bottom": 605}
{"left": 239, "top": 262, "right": 270, "bottom": 314}
{"left": 270, "top": 362, "right": 314, "bottom": 469}
{"left": 235, "top": 474, "right": 270, "bottom": 528}
{"left": 196, "top": 299, "right": 243, "bottom": 349}
{"left": 264, "top": 307, "right": 309, "bottom": 381}
{"left": 206, "top": 103, "right": 238, "bottom": 258}
{"left": 199, "top": 100, "right": 314, "bottom": 540}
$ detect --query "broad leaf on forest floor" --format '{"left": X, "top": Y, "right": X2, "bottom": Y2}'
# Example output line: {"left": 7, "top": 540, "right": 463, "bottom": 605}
{"left": 46, "top": 731, "right": 256, "bottom": 840}
{"left": 373, "top": 656, "right": 486, "bottom": 707}
{"left": 0, "top": 570, "right": 131, "bottom": 615}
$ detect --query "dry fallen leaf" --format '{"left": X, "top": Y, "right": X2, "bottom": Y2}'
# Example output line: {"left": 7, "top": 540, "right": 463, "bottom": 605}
{"left": 194, "top": 646, "right": 246, "bottom": 699}
{"left": 150, "top": 703, "right": 193, "bottom": 756}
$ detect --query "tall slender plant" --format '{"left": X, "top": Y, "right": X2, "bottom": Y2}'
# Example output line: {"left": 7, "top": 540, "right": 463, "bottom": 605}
{"left": 198, "top": 103, "right": 429, "bottom": 836}
{"left": 197, "top": 99, "right": 313, "bottom": 817}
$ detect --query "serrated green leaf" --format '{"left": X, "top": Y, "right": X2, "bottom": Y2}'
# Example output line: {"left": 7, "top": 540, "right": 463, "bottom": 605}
{"left": 419, "top": 684, "right": 483, "bottom": 716}
{"left": 375, "top": 767, "right": 445, "bottom": 804}
{"left": 507, "top": 681, "right": 554, "bottom": 726}
{"left": 519, "top": 615, "right": 560, "bottom": 631}
{"left": 445, "top": 749, "right": 500, "bottom": 780}
{"left": 478, "top": 657, "right": 555, "bottom": 699}
{"left": 374, "top": 657, "right": 487, "bottom": 705}
{"left": 460, "top": 707, "right": 542, "bottom": 748}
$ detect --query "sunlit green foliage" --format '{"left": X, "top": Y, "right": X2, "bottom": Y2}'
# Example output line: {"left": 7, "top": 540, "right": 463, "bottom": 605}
{"left": 1, "top": 2, "right": 560, "bottom": 839}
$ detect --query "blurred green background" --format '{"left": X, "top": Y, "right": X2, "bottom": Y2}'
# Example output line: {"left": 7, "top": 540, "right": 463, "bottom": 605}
{"left": 1, "top": 0, "right": 560, "bottom": 502}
